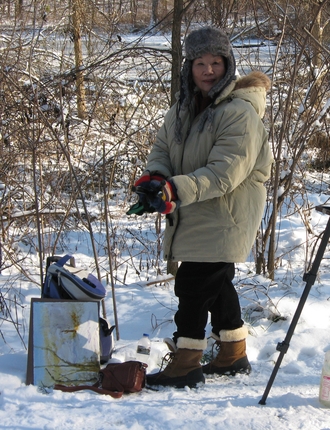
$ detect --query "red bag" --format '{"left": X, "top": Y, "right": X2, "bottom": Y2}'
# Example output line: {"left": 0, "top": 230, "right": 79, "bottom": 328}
{"left": 54, "top": 361, "right": 147, "bottom": 399}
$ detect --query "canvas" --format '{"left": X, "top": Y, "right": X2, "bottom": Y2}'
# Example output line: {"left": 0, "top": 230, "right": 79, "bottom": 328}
{"left": 26, "top": 299, "right": 100, "bottom": 387}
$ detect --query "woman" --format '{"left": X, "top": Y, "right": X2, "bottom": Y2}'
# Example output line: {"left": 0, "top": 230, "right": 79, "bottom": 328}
{"left": 133, "top": 27, "right": 273, "bottom": 388}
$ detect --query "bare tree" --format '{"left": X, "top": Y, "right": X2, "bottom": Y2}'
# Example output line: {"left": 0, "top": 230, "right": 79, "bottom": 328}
{"left": 2, "top": 0, "right": 330, "bottom": 345}
{"left": 72, "top": 0, "right": 87, "bottom": 119}
{"left": 151, "top": 0, "right": 160, "bottom": 26}
{"left": 253, "top": 0, "right": 330, "bottom": 278}
{"left": 170, "top": 0, "right": 184, "bottom": 106}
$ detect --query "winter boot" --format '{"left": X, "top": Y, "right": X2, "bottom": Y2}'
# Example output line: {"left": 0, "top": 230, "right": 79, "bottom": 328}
{"left": 203, "top": 326, "right": 251, "bottom": 376}
{"left": 146, "top": 337, "right": 207, "bottom": 388}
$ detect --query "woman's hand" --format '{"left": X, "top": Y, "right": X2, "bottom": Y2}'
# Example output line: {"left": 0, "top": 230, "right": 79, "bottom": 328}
{"left": 148, "top": 179, "right": 178, "bottom": 214}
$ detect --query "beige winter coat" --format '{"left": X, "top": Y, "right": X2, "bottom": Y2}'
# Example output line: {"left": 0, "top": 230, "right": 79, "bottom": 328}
{"left": 146, "top": 71, "right": 273, "bottom": 263}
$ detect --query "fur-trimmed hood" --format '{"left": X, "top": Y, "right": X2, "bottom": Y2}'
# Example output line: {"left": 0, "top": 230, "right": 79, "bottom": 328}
{"left": 234, "top": 71, "right": 271, "bottom": 92}
{"left": 232, "top": 71, "right": 271, "bottom": 118}
{"left": 215, "top": 71, "right": 271, "bottom": 119}
{"left": 174, "top": 71, "right": 271, "bottom": 144}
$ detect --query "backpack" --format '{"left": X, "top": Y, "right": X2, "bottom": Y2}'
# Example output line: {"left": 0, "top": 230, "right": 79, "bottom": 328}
{"left": 42, "top": 254, "right": 115, "bottom": 364}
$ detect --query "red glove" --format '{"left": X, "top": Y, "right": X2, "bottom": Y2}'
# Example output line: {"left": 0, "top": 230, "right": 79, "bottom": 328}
{"left": 133, "top": 171, "right": 165, "bottom": 190}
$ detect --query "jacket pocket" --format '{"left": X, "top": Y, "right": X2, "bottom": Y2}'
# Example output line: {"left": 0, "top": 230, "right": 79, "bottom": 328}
{"left": 212, "top": 196, "right": 238, "bottom": 227}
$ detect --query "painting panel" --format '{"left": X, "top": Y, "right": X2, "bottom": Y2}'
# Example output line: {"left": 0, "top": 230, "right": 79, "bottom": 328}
{"left": 27, "top": 299, "right": 100, "bottom": 387}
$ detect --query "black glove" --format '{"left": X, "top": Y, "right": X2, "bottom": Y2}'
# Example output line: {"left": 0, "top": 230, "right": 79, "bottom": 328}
{"left": 126, "top": 171, "right": 165, "bottom": 216}
{"left": 147, "top": 179, "right": 178, "bottom": 214}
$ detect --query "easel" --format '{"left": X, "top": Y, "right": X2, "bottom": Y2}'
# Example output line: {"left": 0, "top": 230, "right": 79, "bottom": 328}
{"left": 259, "top": 204, "right": 330, "bottom": 405}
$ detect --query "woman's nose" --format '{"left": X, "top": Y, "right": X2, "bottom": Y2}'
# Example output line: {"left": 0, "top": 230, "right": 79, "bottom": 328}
{"left": 204, "top": 64, "right": 214, "bottom": 74}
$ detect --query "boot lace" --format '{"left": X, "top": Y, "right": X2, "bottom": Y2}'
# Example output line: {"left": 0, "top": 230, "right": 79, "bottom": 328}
{"left": 159, "top": 351, "right": 175, "bottom": 371}
{"left": 211, "top": 340, "right": 221, "bottom": 360}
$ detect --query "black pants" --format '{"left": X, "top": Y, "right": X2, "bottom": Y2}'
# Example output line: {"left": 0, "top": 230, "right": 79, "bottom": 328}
{"left": 172, "top": 262, "right": 243, "bottom": 341}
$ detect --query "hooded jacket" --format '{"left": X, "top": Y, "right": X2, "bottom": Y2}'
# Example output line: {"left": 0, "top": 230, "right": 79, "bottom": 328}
{"left": 146, "top": 71, "right": 273, "bottom": 263}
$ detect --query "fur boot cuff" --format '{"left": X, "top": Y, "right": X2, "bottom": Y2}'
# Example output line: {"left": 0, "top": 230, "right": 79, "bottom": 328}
{"left": 177, "top": 336, "right": 207, "bottom": 350}
{"left": 220, "top": 326, "right": 248, "bottom": 342}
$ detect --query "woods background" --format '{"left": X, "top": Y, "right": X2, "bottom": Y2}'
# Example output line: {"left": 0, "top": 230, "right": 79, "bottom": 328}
{"left": 1, "top": 0, "right": 330, "bottom": 342}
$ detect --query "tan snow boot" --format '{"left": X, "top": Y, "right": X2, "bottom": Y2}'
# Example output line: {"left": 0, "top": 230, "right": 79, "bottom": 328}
{"left": 146, "top": 337, "right": 207, "bottom": 388}
{"left": 203, "top": 326, "right": 251, "bottom": 376}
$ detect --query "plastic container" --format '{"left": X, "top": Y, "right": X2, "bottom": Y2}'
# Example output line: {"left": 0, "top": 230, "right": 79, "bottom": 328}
{"left": 319, "top": 351, "right": 330, "bottom": 407}
{"left": 136, "top": 333, "right": 151, "bottom": 364}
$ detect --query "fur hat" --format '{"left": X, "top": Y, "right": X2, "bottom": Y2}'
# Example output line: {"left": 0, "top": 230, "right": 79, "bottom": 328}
{"left": 175, "top": 27, "right": 237, "bottom": 144}
{"left": 185, "top": 26, "right": 234, "bottom": 62}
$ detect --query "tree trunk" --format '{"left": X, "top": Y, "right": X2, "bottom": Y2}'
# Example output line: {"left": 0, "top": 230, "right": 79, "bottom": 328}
{"left": 167, "top": 0, "right": 196, "bottom": 275}
{"left": 151, "top": 0, "right": 159, "bottom": 26}
{"left": 311, "top": 1, "right": 323, "bottom": 69}
{"left": 170, "top": 0, "right": 183, "bottom": 107}
{"left": 15, "top": 0, "right": 23, "bottom": 18}
{"left": 72, "top": 0, "right": 87, "bottom": 119}
{"left": 166, "top": 0, "right": 185, "bottom": 277}
{"left": 130, "top": 0, "right": 137, "bottom": 26}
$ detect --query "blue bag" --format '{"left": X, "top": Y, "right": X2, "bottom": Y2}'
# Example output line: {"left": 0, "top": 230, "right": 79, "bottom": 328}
{"left": 43, "top": 254, "right": 106, "bottom": 301}
{"left": 42, "top": 254, "right": 115, "bottom": 363}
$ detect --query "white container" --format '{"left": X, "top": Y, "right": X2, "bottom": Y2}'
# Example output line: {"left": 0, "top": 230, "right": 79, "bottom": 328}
{"left": 136, "top": 333, "right": 151, "bottom": 364}
{"left": 319, "top": 351, "right": 330, "bottom": 407}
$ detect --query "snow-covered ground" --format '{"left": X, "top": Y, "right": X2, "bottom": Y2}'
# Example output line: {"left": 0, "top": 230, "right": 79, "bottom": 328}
{"left": 1, "top": 186, "right": 330, "bottom": 430}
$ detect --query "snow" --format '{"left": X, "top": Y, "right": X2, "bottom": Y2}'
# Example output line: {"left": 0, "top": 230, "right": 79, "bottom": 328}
{"left": 1, "top": 32, "right": 330, "bottom": 430}
{"left": 1, "top": 197, "right": 330, "bottom": 430}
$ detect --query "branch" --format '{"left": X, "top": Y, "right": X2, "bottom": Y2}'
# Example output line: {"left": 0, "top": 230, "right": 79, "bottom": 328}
{"left": 302, "top": 26, "right": 330, "bottom": 56}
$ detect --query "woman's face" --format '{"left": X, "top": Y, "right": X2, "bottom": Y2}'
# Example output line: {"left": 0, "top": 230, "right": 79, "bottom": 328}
{"left": 192, "top": 53, "right": 226, "bottom": 97}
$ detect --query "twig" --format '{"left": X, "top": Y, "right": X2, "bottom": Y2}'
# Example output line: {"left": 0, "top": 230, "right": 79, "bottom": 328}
{"left": 146, "top": 276, "right": 175, "bottom": 286}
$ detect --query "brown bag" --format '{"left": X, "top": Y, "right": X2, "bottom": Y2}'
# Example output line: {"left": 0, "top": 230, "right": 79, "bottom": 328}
{"left": 54, "top": 361, "right": 148, "bottom": 399}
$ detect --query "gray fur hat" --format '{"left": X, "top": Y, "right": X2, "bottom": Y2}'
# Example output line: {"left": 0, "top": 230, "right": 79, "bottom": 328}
{"left": 185, "top": 26, "right": 234, "bottom": 62}
{"left": 175, "top": 27, "right": 236, "bottom": 143}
